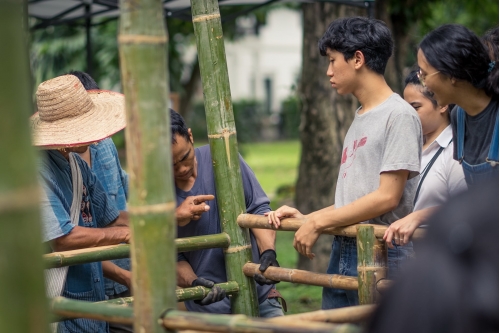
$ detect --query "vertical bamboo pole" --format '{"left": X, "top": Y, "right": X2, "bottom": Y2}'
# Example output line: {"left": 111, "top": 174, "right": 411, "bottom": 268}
{"left": 118, "top": 0, "right": 176, "bottom": 332}
{"left": 0, "top": 0, "right": 49, "bottom": 332}
{"left": 356, "top": 225, "right": 387, "bottom": 304}
{"left": 189, "top": 0, "right": 259, "bottom": 316}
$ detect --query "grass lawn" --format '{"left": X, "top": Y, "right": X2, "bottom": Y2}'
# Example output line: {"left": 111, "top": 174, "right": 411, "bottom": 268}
{"left": 241, "top": 140, "right": 324, "bottom": 314}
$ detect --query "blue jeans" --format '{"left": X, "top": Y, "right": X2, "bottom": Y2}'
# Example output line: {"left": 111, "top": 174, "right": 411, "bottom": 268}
{"left": 259, "top": 298, "right": 284, "bottom": 317}
{"left": 321, "top": 236, "right": 414, "bottom": 309}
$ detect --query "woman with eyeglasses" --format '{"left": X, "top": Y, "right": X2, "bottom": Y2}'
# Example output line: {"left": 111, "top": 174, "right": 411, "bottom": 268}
{"left": 417, "top": 24, "right": 498, "bottom": 188}
{"left": 383, "top": 69, "right": 467, "bottom": 247}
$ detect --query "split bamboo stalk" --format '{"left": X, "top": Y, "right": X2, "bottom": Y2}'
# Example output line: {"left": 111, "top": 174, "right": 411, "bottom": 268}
{"left": 357, "top": 225, "right": 387, "bottom": 304}
{"left": 44, "top": 233, "right": 230, "bottom": 268}
{"left": 267, "top": 304, "right": 376, "bottom": 324}
{"left": 162, "top": 310, "right": 362, "bottom": 333}
{"left": 238, "top": 214, "right": 426, "bottom": 240}
{"left": 51, "top": 297, "right": 133, "bottom": 325}
{"left": 118, "top": 0, "right": 176, "bottom": 332}
{"left": 190, "top": 0, "right": 258, "bottom": 316}
{"left": 101, "top": 281, "right": 240, "bottom": 305}
{"left": 243, "top": 263, "right": 358, "bottom": 290}
{"left": 0, "top": 1, "right": 49, "bottom": 332}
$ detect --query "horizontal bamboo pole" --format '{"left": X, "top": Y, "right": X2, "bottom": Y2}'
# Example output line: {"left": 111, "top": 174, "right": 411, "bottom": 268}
{"left": 44, "top": 233, "right": 230, "bottom": 268}
{"left": 376, "top": 279, "right": 392, "bottom": 293}
{"left": 267, "top": 304, "right": 376, "bottom": 324}
{"left": 51, "top": 297, "right": 133, "bottom": 325}
{"left": 243, "top": 263, "right": 358, "bottom": 290}
{"left": 162, "top": 310, "right": 362, "bottom": 333}
{"left": 238, "top": 214, "right": 426, "bottom": 240}
{"left": 101, "top": 282, "right": 240, "bottom": 305}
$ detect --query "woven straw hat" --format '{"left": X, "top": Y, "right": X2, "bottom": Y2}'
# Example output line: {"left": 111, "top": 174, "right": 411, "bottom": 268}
{"left": 30, "top": 75, "right": 126, "bottom": 149}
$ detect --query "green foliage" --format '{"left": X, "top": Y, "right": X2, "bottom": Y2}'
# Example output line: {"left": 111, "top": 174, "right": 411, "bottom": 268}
{"left": 279, "top": 95, "right": 301, "bottom": 140}
{"left": 419, "top": 0, "right": 499, "bottom": 37}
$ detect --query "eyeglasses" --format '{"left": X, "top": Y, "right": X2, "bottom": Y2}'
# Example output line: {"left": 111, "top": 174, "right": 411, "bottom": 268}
{"left": 417, "top": 69, "right": 440, "bottom": 87}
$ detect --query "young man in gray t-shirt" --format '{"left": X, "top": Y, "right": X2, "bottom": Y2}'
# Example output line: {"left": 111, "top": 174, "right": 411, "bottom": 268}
{"left": 268, "top": 17, "right": 422, "bottom": 309}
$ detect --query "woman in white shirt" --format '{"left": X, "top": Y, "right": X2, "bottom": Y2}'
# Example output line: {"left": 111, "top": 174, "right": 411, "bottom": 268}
{"left": 384, "top": 69, "right": 467, "bottom": 248}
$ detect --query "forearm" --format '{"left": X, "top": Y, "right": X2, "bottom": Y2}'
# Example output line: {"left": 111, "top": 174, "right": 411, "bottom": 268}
{"left": 312, "top": 190, "right": 398, "bottom": 230}
{"left": 405, "top": 206, "right": 439, "bottom": 227}
{"left": 250, "top": 228, "right": 276, "bottom": 253}
{"left": 51, "top": 226, "right": 130, "bottom": 252}
{"left": 102, "top": 261, "right": 131, "bottom": 288}
{"left": 106, "top": 211, "right": 129, "bottom": 227}
{"left": 177, "top": 261, "right": 198, "bottom": 288}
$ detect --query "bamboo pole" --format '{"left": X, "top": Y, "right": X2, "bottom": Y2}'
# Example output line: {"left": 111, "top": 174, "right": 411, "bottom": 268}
{"left": 101, "top": 281, "right": 240, "bottom": 305}
{"left": 190, "top": 0, "right": 259, "bottom": 316}
{"left": 238, "top": 214, "right": 426, "bottom": 240}
{"left": 356, "top": 225, "right": 387, "bottom": 304}
{"left": 243, "top": 263, "right": 358, "bottom": 290}
{"left": 0, "top": 1, "right": 49, "bottom": 332}
{"left": 118, "top": 0, "right": 176, "bottom": 331}
{"left": 162, "top": 310, "right": 362, "bottom": 333}
{"left": 51, "top": 297, "right": 133, "bottom": 325}
{"left": 376, "top": 279, "right": 392, "bottom": 294}
{"left": 44, "top": 233, "right": 230, "bottom": 268}
{"left": 267, "top": 304, "right": 376, "bottom": 324}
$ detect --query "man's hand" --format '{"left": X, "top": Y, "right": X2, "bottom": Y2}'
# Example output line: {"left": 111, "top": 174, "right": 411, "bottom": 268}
{"left": 265, "top": 205, "right": 304, "bottom": 229}
{"left": 176, "top": 195, "right": 215, "bottom": 227}
{"left": 293, "top": 218, "right": 321, "bottom": 260}
{"left": 191, "top": 277, "right": 226, "bottom": 306}
{"left": 254, "top": 249, "right": 280, "bottom": 285}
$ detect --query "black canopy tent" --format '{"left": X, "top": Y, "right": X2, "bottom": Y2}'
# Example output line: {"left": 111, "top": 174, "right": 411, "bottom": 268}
{"left": 28, "top": 0, "right": 375, "bottom": 76}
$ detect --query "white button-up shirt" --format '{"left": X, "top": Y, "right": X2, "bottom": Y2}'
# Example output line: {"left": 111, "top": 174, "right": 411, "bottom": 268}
{"left": 414, "top": 125, "right": 467, "bottom": 211}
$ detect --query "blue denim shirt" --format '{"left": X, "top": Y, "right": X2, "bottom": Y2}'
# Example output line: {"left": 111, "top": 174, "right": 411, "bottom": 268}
{"left": 39, "top": 150, "right": 119, "bottom": 333}
{"left": 90, "top": 138, "right": 131, "bottom": 296}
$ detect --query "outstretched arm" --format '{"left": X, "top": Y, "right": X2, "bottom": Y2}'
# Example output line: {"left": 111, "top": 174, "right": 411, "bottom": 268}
{"left": 102, "top": 261, "right": 132, "bottom": 291}
{"left": 294, "top": 170, "right": 409, "bottom": 259}
{"left": 384, "top": 206, "right": 438, "bottom": 248}
{"left": 50, "top": 226, "right": 130, "bottom": 252}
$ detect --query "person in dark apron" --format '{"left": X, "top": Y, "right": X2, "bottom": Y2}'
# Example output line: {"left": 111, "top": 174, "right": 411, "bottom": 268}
{"left": 417, "top": 24, "right": 498, "bottom": 188}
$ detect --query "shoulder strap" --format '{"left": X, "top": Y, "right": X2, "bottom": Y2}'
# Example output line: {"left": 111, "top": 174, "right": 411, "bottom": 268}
{"left": 68, "top": 153, "right": 83, "bottom": 226}
{"left": 413, "top": 140, "right": 451, "bottom": 206}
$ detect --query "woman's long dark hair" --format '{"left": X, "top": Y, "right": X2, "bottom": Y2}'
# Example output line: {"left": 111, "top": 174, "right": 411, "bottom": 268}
{"left": 419, "top": 24, "right": 498, "bottom": 97}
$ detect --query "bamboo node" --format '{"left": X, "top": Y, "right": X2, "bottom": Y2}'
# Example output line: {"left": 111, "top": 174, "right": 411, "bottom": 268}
{"left": 207, "top": 130, "right": 236, "bottom": 139}
{"left": 192, "top": 13, "right": 221, "bottom": 23}
{"left": 128, "top": 202, "right": 176, "bottom": 215}
{"left": 224, "top": 244, "right": 252, "bottom": 253}
{"left": 118, "top": 34, "right": 168, "bottom": 45}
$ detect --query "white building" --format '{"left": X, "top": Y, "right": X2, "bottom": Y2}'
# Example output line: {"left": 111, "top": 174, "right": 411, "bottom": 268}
{"left": 225, "top": 7, "right": 303, "bottom": 113}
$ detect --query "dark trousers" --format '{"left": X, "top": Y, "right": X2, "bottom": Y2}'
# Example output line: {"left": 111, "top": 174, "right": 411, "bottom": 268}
{"left": 108, "top": 290, "right": 134, "bottom": 333}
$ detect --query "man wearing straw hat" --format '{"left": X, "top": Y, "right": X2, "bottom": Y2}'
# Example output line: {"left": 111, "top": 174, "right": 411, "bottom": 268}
{"left": 33, "top": 75, "right": 130, "bottom": 333}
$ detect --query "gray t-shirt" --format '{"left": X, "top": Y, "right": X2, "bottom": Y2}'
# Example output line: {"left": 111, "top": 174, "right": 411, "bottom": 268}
{"left": 335, "top": 93, "right": 422, "bottom": 225}
{"left": 176, "top": 145, "right": 273, "bottom": 314}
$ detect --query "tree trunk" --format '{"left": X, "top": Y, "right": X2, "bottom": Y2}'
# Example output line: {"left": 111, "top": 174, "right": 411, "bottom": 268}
{"left": 0, "top": 1, "right": 50, "bottom": 332}
{"left": 295, "top": 3, "right": 364, "bottom": 272}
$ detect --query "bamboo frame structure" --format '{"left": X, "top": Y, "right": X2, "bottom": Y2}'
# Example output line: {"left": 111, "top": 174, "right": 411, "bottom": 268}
{"left": 356, "top": 225, "right": 387, "bottom": 304}
{"left": 0, "top": 1, "right": 49, "bottom": 332}
{"left": 101, "top": 281, "right": 240, "bottom": 305}
{"left": 43, "top": 233, "right": 230, "bottom": 268}
{"left": 267, "top": 304, "right": 376, "bottom": 324}
{"left": 238, "top": 214, "right": 426, "bottom": 240}
{"left": 243, "top": 263, "right": 358, "bottom": 290}
{"left": 162, "top": 310, "right": 362, "bottom": 333}
{"left": 190, "top": 0, "right": 259, "bottom": 316}
{"left": 118, "top": 0, "right": 176, "bottom": 331}
{"left": 51, "top": 297, "right": 133, "bottom": 325}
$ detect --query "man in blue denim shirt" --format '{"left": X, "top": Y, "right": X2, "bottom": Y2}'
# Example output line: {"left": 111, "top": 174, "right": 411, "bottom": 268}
{"left": 34, "top": 75, "right": 130, "bottom": 333}
{"left": 70, "top": 71, "right": 133, "bottom": 333}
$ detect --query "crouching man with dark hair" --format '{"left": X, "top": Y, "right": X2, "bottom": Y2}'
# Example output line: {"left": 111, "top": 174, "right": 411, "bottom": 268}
{"left": 170, "top": 109, "right": 285, "bottom": 317}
